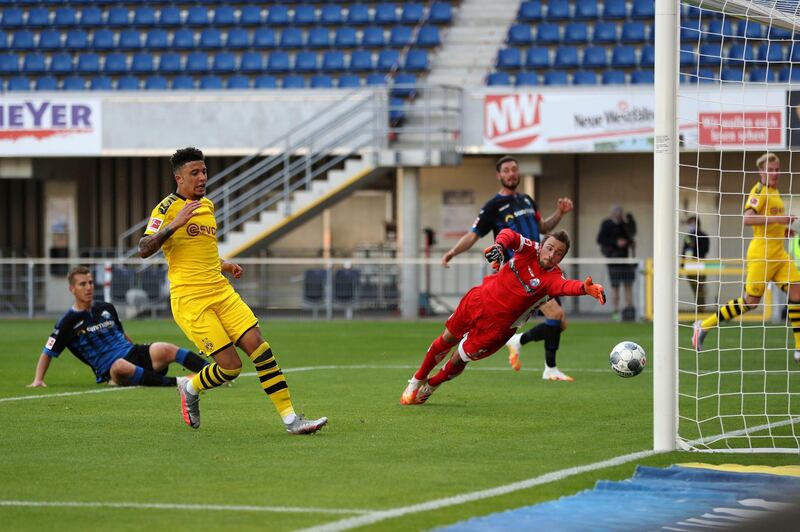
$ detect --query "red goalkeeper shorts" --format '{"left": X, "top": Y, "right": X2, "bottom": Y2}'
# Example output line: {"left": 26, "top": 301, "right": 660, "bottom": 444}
{"left": 445, "top": 286, "right": 516, "bottom": 361}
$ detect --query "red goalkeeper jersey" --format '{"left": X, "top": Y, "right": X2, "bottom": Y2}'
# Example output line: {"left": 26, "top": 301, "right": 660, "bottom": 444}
{"left": 481, "top": 228, "right": 585, "bottom": 326}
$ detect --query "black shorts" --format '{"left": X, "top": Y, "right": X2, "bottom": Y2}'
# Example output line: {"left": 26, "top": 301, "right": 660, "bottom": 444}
{"left": 608, "top": 264, "right": 636, "bottom": 287}
{"left": 99, "top": 344, "right": 165, "bottom": 382}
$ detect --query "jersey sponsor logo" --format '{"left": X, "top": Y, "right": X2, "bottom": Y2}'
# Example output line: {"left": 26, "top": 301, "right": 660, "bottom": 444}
{"left": 147, "top": 217, "right": 163, "bottom": 233}
{"left": 749, "top": 197, "right": 759, "bottom": 206}
{"left": 72, "top": 320, "right": 84, "bottom": 330}
{"left": 484, "top": 93, "right": 543, "bottom": 150}
{"left": 186, "top": 223, "right": 217, "bottom": 237}
{"left": 158, "top": 194, "right": 178, "bottom": 215}
{"left": 45, "top": 336, "right": 55, "bottom": 350}
{"left": 499, "top": 204, "right": 510, "bottom": 212}
{"left": 82, "top": 319, "right": 115, "bottom": 334}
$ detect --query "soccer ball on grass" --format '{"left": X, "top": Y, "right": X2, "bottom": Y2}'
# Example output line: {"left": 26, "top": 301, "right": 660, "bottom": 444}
{"left": 609, "top": 341, "right": 646, "bottom": 378}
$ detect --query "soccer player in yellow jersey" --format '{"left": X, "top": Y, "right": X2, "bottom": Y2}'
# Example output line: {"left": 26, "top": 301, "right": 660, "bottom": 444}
{"left": 693, "top": 153, "right": 800, "bottom": 362}
{"left": 138, "top": 147, "right": 327, "bottom": 434}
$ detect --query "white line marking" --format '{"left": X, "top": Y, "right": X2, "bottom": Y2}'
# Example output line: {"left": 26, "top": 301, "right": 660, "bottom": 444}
{"left": 0, "top": 500, "right": 370, "bottom": 515}
{"left": 0, "top": 386, "right": 137, "bottom": 403}
{"left": 297, "top": 449, "right": 662, "bottom": 532}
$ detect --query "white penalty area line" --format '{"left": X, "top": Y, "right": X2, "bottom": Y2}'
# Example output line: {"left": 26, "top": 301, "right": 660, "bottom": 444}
{"left": 298, "top": 449, "right": 663, "bottom": 532}
{"left": 0, "top": 500, "right": 370, "bottom": 515}
{"left": 0, "top": 386, "right": 138, "bottom": 403}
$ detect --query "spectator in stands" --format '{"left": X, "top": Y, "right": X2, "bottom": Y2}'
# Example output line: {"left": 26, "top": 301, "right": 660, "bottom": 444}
{"left": 681, "top": 216, "right": 710, "bottom": 308}
{"left": 28, "top": 265, "right": 208, "bottom": 388}
{"left": 597, "top": 205, "right": 637, "bottom": 320}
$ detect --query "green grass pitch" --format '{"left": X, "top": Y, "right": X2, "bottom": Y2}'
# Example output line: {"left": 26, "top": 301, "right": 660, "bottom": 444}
{"left": 0, "top": 318, "right": 797, "bottom": 531}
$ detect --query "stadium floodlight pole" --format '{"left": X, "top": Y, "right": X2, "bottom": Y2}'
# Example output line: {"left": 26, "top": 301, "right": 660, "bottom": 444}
{"left": 652, "top": 0, "right": 679, "bottom": 451}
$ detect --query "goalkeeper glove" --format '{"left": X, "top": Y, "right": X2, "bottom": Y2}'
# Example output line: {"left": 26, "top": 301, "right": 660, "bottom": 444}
{"left": 483, "top": 244, "right": 505, "bottom": 271}
{"left": 583, "top": 276, "right": 606, "bottom": 304}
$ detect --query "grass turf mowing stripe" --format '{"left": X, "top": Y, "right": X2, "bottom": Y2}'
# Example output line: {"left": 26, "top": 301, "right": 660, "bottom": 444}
{"left": 0, "top": 500, "right": 370, "bottom": 515}
{"left": 297, "top": 449, "right": 663, "bottom": 532}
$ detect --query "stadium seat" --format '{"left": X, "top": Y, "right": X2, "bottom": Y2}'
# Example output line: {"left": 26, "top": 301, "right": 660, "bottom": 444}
{"left": 310, "top": 74, "right": 334, "bottom": 88}
{"left": 106, "top": 7, "right": 130, "bottom": 27}
{"left": 593, "top": 22, "right": 617, "bottom": 43}
{"left": 563, "top": 22, "right": 589, "bottom": 44}
{"left": 574, "top": 0, "right": 599, "bottom": 20}
{"left": 254, "top": 74, "right": 278, "bottom": 89}
{"left": 429, "top": 2, "right": 453, "bottom": 24}
{"left": 322, "top": 50, "right": 346, "bottom": 72}
{"left": 416, "top": 26, "right": 441, "bottom": 48}
{"left": 335, "top": 27, "right": 358, "bottom": 48}
{"left": 240, "top": 51, "right": 264, "bottom": 73}
{"left": 778, "top": 66, "right": 800, "bottom": 82}
{"left": 158, "top": 6, "right": 182, "bottom": 27}
{"left": 401, "top": 3, "right": 424, "bottom": 25}
{"left": 621, "top": 22, "right": 646, "bottom": 43}
{"left": 349, "top": 50, "right": 373, "bottom": 71}
{"left": 582, "top": 46, "right": 607, "bottom": 68}
{"left": 698, "top": 43, "right": 722, "bottom": 67}
{"left": 267, "top": 6, "right": 291, "bottom": 26}
{"left": 198, "top": 29, "right": 222, "bottom": 50}
{"left": 50, "top": 52, "right": 73, "bottom": 74}
{"left": 280, "top": 28, "right": 304, "bottom": 49}
{"left": 253, "top": 28, "right": 277, "bottom": 49}
{"left": 282, "top": 75, "right": 306, "bottom": 89}
{"left": 536, "top": 23, "right": 560, "bottom": 44}
{"left": 680, "top": 45, "right": 696, "bottom": 67}
{"left": 0, "top": 7, "right": 23, "bottom": 29}
{"left": 0, "top": 53, "right": 17, "bottom": 74}
{"left": 171, "top": 75, "right": 195, "bottom": 90}
{"left": 720, "top": 68, "right": 744, "bottom": 82}
{"left": 737, "top": 20, "right": 762, "bottom": 39}
{"left": 389, "top": 98, "right": 405, "bottom": 125}
{"left": 213, "top": 6, "right": 236, "bottom": 27}
{"left": 347, "top": 4, "right": 371, "bottom": 26}
{"left": 692, "top": 68, "right": 716, "bottom": 83}
{"left": 76, "top": 53, "right": 101, "bottom": 74}
{"left": 89, "top": 76, "right": 113, "bottom": 90}
{"left": 514, "top": 71, "right": 538, "bottom": 86}
{"left": 631, "top": 70, "right": 654, "bottom": 84}
{"left": 390, "top": 26, "right": 413, "bottom": 48}
{"left": 11, "top": 30, "right": 35, "bottom": 51}
{"left": 185, "top": 51, "right": 210, "bottom": 74}
{"left": 320, "top": 5, "right": 344, "bottom": 26}
{"left": 6, "top": 75, "right": 29, "bottom": 91}
{"left": 295, "top": 51, "right": 318, "bottom": 73}
{"left": 486, "top": 71, "right": 511, "bottom": 86}
{"left": 239, "top": 6, "right": 262, "bottom": 26}
{"left": 374, "top": 3, "right": 398, "bottom": 25}
{"left": 554, "top": 46, "right": 579, "bottom": 68}
{"left": 767, "top": 26, "right": 793, "bottom": 40}
{"left": 508, "top": 23, "right": 533, "bottom": 46}
{"left": 35, "top": 75, "right": 58, "bottom": 91}
{"left": 757, "top": 43, "right": 785, "bottom": 62}
{"left": 212, "top": 52, "right": 236, "bottom": 73}
{"left": 546, "top": 0, "right": 571, "bottom": 21}
{"left": 226, "top": 28, "right": 249, "bottom": 50}
{"left": 337, "top": 74, "right": 361, "bottom": 88}
{"left": 544, "top": 71, "right": 568, "bottom": 85}
{"left": 631, "top": 0, "right": 655, "bottom": 19}
{"left": 144, "top": 29, "right": 169, "bottom": 50}
{"left": 307, "top": 28, "right": 331, "bottom": 49}
{"left": 377, "top": 49, "right": 401, "bottom": 71}
{"left": 749, "top": 67, "right": 778, "bottom": 82}
{"left": 226, "top": 75, "right": 250, "bottom": 89}
{"left": 172, "top": 29, "right": 195, "bottom": 50}
{"left": 267, "top": 51, "right": 291, "bottom": 73}
{"left": 602, "top": 0, "right": 628, "bottom": 19}
{"left": 362, "top": 26, "right": 386, "bottom": 48}
{"left": 640, "top": 45, "right": 655, "bottom": 67}
{"left": 38, "top": 29, "right": 63, "bottom": 51}
{"left": 144, "top": 75, "right": 168, "bottom": 90}
{"left": 186, "top": 6, "right": 210, "bottom": 26}
{"left": 118, "top": 30, "right": 142, "bottom": 51}
{"left": 102, "top": 53, "right": 126, "bottom": 74}
{"left": 157, "top": 52, "right": 181, "bottom": 74}
{"left": 706, "top": 19, "right": 734, "bottom": 42}
{"left": 497, "top": 48, "right": 522, "bottom": 70}
{"left": 572, "top": 70, "right": 597, "bottom": 85}
{"left": 602, "top": 70, "right": 627, "bottom": 84}
{"left": 133, "top": 7, "right": 156, "bottom": 27}
{"left": 293, "top": 5, "right": 316, "bottom": 26}
{"left": 405, "top": 49, "right": 428, "bottom": 71}
{"left": 366, "top": 73, "right": 388, "bottom": 85}
{"left": 525, "top": 47, "right": 550, "bottom": 69}
{"left": 62, "top": 75, "right": 86, "bottom": 90}
{"left": 78, "top": 7, "right": 102, "bottom": 28}
{"left": 199, "top": 75, "right": 223, "bottom": 89}
{"left": 22, "top": 53, "right": 46, "bottom": 74}
{"left": 726, "top": 43, "right": 755, "bottom": 66}
{"left": 610, "top": 46, "right": 637, "bottom": 68}
{"left": 790, "top": 45, "right": 800, "bottom": 63}
{"left": 27, "top": 7, "right": 50, "bottom": 28}
{"left": 518, "top": 1, "right": 543, "bottom": 22}
{"left": 391, "top": 72, "right": 416, "bottom": 98}
{"left": 680, "top": 18, "right": 701, "bottom": 41}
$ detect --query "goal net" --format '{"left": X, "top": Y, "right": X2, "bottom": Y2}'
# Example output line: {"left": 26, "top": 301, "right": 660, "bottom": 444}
{"left": 668, "top": 0, "right": 800, "bottom": 452}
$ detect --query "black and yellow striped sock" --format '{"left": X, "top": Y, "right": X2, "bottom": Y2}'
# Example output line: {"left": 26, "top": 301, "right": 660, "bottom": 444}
{"left": 700, "top": 297, "right": 748, "bottom": 329}
{"left": 190, "top": 362, "right": 241, "bottom": 392}
{"left": 788, "top": 300, "right": 800, "bottom": 350}
{"left": 249, "top": 342, "right": 295, "bottom": 419}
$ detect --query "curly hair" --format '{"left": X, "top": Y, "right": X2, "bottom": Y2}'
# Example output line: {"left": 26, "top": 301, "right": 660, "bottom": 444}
{"left": 170, "top": 147, "right": 205, "bottom": 174}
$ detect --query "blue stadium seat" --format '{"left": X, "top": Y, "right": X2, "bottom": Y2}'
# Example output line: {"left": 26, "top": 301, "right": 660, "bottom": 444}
{"left": 416, "top": 26, "right": 441, "bottom": 47}
{"left": 525, "top": 47, "right": 550, "bottom": 69}
{"left": 749, "top": 67, "right": 778, "bottom": 82}
{"left": 254, "top": 74, "right": 278, "bottom": 89}
{"left": 50, "top": 52, "right": 73, "bottom": 74}
{"left": 172, "top": 29, "right": 196, "bottom": 50}
{"left": 429, "top": 2, "right": 452, "bottom": 24}
{"left": 536, "top": 23, "right": 560, "bottom": 44}
{"left": 603, "top": 0, "right": 627, "bottom": 19}
{"left": 374, "top": 3, "right": 398, "bottom": 25}
{"left": 335, "top": 27, "right": 358, "bottom": 48}
{"left": 226, "top": 28, "right": 249, "bottom": 50}
{"left": 720, "top": 68, "right": 744, "bottom": 82}
{"left": 631, "top": 0, "right": 655, "bottom": 19}
{"left": 310, "top": 74, "right": 334, "bottom": 88}
{"left": 404, "top": 49, "right": 428, "bottom": 71}
{"left": 253, "top": 28, "right": 277, "bottom": 49}
{"left": 89, "top": 76, "right": 113, "bottom": 90}
{"left": 185, "top": 51, "right": 209, "bottom": 74}
{"left": 563, "top": 22, "right": 589, "bottom": 44}
{"left": 683, "top": 68, "right": 716, "bottom": 83}
{"left": 572, "top": 70, "right": 597, "bottom": 85}
{"left": 497, "top": 48, "right": 522, "bottom": 69}
{"left": 767, "top": 26, "right": 793, "bottom": 40}
{"left": 199, "top": 75, "right": 223, "bottom": 89}
{"left": 680, "top": 44, "right": 696, "bottom": 67}
{"left": 631, "top": 70, "right": 654, "bottom": 84}
{"left": 145, "top": 29, "right": 169, "bottom": 50}
{"left": 322, "top": 50, "right": 346, "bottom": 72}
{"left": 240, "top": 51, "right": 264, "bottom": 73}
{"left": 389, "top": 97, "right": 405, "bottom": 124}
{"left": 320, "top": 5, "right": 344, "bottom": 26}
{"left": 11, "top": 30, "right": 35, "bottom": 51}
{"left": 778, "top": 66, "right": 800, "bottom": 82}
{"left": 118, "top": 30, "right": 142, "bottom": 51}
{"left": 280, "top": 28, "right": 304, "bottom": 49}
{"left": 295, "top": 51, "right": 318, "bottom": 73}
{"left": 106, "top": 7, "right": 130, "bottom": 27}
{"left": 377, "top": 49, "right": 400, "bottom": 71}
{"left": 515, "top": 72, "right": 540, "bottom": 87}
{"left": 267, "top": 6, "right": 290, "bottom": 26}
{"left": 349, "top": 50, "right": 373, "bottom": 71}
{"left": 621, "top": 22, "right": 646, "bottom": 43}
{"left": 640, "top": 45, "right": 655, "bottom": 67}
{"left": 0, "top": 53, "right": 17, "bottom": 74}
{"left": 737, "top": 20, "right": 762, "bottom": 39}
{"left": 239, "top": 6, "right": 262, "bottom": 26}
{"left": 158, "top": 6, "right": 182, "bottom": 27}
{"left": 7, "top": 76, "right": 30, "bottom": 91}
{"left": 546, "top": 0, "right": 570, "bottom": 21}
{"left": 338, "top": 74, "right": 361, "bottom": 88}
{"left": 78, "top": 7, "right": 102, "bottom": 28}
{"left": 212, "top": 52, "right": 236, "bottom": 73}
{"left": 76, "top": 52, "right": 101, "bottom": 74}
{"left": 602, "top": 70, "right": 627, "bottom": 84}
{"left": 554, "top": 46, "right": 579, "bottom": 68}
{"left": 186, "top": 6, "right": 210, "bottom": 26}
{"left": 294, "top": 5, "right": 316, "bottom": 26}
{"left": 22, "top": 53, "right": 46, "bottom": 74}
{"left": 157, "top": 52, "right": 181, "bottom": 74}
{"left": 103, "top": 53, "right": 127, "bottom": 74}
{"left": 390, "top": 26, "right": 413, "bottom": 48}
{"left": 518, "top": 1, "right": 542, "bottom": 22}
{"left": 144, "top": 75, "right": 168, "bottom": 90}
{"left": 401, "top": 3, "right": 424, "bottom": 25}
{"left": 27, "top": 7, "right": 50, "bottom": 28}
{"left": 486, "top": 71, "right": 511, "bottom": 86}
{"left": 790, "top": 44, "right": 800, "bottom": 62}
{"left": 391, "top": 72, "right": 417, "bottom": 98}
{"left": 698, "top": 43, "right": 722, "bottom": 67}
{"left": 582, "top": 46, "right": 607, "bottom": 68}
{"left": 62, "top": 75, "right": 86, "bottom": 90}
{"left": 574, "top": 0, "right": 599, "bottom": 20}
{"left": 226, "top": 75, "right": 250, "bottom": 89}
{"left": 0, "top": 29, "right": 7, "bottom": 51}
{"left": 592, "top": 22, "right": 617, "bottom": 44}
{"left": 726, "top": 43, "right": 754, "bottom": 66}
{"left": 362, "top": 26, "right": 386, "bottom": 48}
{"left": 267, "top": 51, "right": 291, "bottom": 73}
{"left": 706, "top": 19, "right": 734, "bottom": 42}
{"left": 133, "top": 7, "right": 156, "bottom": 27}
{"left": 35, "top": 76, "right": 58, "bottom": 91}
{"left": 171, "top": 75, "right": 195, "bottom": 90}
{"left": 611, "top": 45, "right": 637, "bottom": 68}
{"left": 199, "top": 28, "right": 223, "bottom": 50}
{"left": 307, "top": 27, "right": 331, "bottom": 49}
{"left": 65, "top": 30, "right": 89, "bottom": 50}
{"left": 508, "top": 24, "right": 533, "bottom": 46}
{"left": 366, "top": 73, "right": 388, "bottom": 85}
{"left": 757, "top": 43, "right": 785, "bottom": 62}
{"left": 38, "top": 29, "right": 62, "bottom": 51}
{"left": 347, "top": 4, "right": 371, "bottom": 26}
{"left": 544, "top": 71, "right": 568, "bottom": 85}
{"left": 282, "top": 75, "right": 306, "bottom": 89}
{"left": 1, "top": 7, "right": 24, "bottom": 29}
{"left": 213, "top": 6, "right": 236, "bottom": 27}
{"left": 680, "top": 18, "right": 701, "bottom": 41}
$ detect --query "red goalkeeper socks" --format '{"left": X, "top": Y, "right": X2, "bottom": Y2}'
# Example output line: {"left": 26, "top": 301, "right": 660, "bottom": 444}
{"left": 414, "top": 335, "right": 455, "bottom": 381}
{"left": 428, "top": 359, "right": 466, "bottom": 387}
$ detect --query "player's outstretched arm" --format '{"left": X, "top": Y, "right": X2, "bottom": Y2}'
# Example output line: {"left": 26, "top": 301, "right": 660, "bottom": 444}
{"left": 540, "top": 197, "right": 573, "bottom": 234}
{"left": 27, "top": 353, "right": 52, "bottom": 387}
{"left": 583, "top": 276, "right": 606, "bottom": 304}
{"left": 442, "top": 232, "right": 480, "bottom": 268}
{"left": 221, "top": 259, "right": 243, "bottom": 279}
{"left": 138, "top": 200, "right": 201, "bottom": 258}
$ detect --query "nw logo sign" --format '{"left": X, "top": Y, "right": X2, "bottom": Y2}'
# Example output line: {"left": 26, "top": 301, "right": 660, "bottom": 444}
{"left": 484, "top": 93, "right": 543, "bottom": 150}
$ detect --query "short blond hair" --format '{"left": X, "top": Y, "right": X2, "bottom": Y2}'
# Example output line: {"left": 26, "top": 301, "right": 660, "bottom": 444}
{"left": 756, "top": 152, "right": 780, "bottom": 170}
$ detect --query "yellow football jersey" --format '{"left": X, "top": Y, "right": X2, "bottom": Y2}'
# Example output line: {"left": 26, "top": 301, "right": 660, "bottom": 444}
{"left": 745, "top": 181, "right": 786, "bottom": 247}
{"left": 144, "top": 193, "right": 226, "bottom": 295}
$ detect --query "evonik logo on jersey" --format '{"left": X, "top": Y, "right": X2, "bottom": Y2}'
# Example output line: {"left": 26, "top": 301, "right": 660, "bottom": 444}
{"left": 484, "top": 93, "right": 544, "bottom": 150}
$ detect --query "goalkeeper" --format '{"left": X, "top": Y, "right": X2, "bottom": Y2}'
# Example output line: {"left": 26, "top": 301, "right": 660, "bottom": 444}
{"left": 693, "top": 152, "right": 800, "bottom": 362}
{"left": 400, "top": 228, "right": 606, "bottom": 405}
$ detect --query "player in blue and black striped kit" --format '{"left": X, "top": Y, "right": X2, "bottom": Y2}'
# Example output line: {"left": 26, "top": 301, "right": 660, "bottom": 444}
{"left": 28, "top": 265, "right": 208, "bottom": 388}
{"left": 441, "top": 156, "right": 576, "bottom": 381}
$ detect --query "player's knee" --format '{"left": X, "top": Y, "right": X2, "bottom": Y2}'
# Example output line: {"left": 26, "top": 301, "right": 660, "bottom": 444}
{"left": 109, "top": 359, "right": 133, "bottom": 382}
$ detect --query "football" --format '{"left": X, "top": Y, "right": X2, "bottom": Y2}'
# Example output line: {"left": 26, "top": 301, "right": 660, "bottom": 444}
{"left": 609, "top": 341, "right": 646, "bottom": 378}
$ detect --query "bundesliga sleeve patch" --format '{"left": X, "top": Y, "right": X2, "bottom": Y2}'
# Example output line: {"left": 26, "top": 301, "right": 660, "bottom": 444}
{"left": 45, "top": 336, "right": 55, "bottom": 350}
{"left": 147, "top": 217, "right": 164, "bottom": 233}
